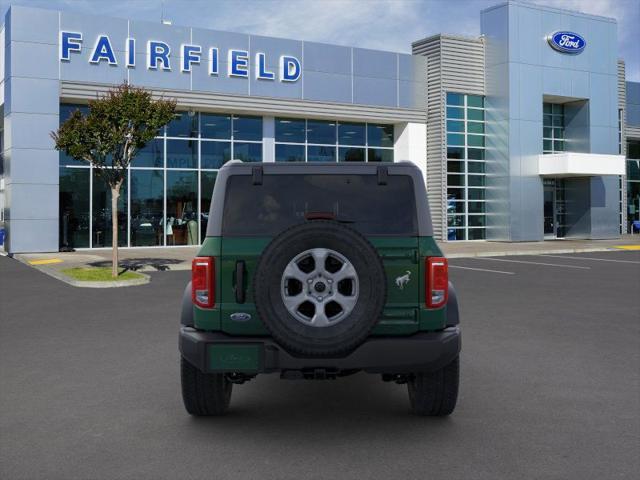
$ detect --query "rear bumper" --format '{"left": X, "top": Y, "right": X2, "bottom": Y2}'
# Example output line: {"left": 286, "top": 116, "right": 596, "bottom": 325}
{"left": 179, "top": 326, "right": 461, "bottom": 374}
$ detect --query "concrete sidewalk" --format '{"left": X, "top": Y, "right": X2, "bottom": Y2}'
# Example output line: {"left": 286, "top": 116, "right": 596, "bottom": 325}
{"left": 12, "top": 246, "right": 199, "bottom": 275}
{"left": 440, "top": 235, "right": 640, "bottom": 258}
{"left": 10, "top": 236, "right": 640, "bottom": 276}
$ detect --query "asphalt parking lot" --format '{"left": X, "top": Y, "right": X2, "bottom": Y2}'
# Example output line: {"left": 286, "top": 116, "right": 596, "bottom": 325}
{"left": 1, "top": 250, "right": 639, "bottom": 479}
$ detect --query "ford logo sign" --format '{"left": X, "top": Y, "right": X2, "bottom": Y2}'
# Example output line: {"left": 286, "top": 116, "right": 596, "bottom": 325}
{"left": 547, "top": 31, "right": 586, "bottom": 54}
{"left": 230, "top": 312, "right": 252, "bottom": 322}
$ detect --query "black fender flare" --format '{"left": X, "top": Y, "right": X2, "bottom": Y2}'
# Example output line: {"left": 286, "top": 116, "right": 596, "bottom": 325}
{"left": 181, "top": 282, "right": 194, "bottom": 327}
{"left": 446, "top": 281, "right": 460, "bottom": 327}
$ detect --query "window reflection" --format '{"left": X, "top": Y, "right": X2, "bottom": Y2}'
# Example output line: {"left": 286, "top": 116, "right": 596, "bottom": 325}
{"left": 445, "top": 92, "right": 487, "bottom": 240}
{"left": 167, "top": 111, "right": 198, "bottom": 138}
{"left": 233, "top": 142, "right": 262, "bottom": 162}
{"left": 201, "top": 113, "right": 231, "bottom": 139}
{"left": 307, "top": 120, "right": 336, "bottom": 145}
{"left": 338, "top": 122, "right": 365, "bottom": 146}
{"left": 92, "top": 169, "right": 127, "bottom": 247}
{"left": 200, "top": 171, "right": 217, "bottom": 241}
{"left": 167, "top": 139, "right": 197, "bottom": 169}
{"left": 233, "top": 115, "right": 262, "bottom": 141}
{"left": 166, "top": 171, "right": 198, "bottom": 245}
{"left": 136, "top": 138, "right": 163, "bottom": 168}
{"left": 276, "top": 144, "right": 305, "bottom": 162}
{"left": 339, "top": 147, "right": 365, "bottom": 162}
{"left": 307, "top": 145, "right": 336, "bottom": 162}
{"left": 276, "top": 118, "right": 306, "bottom": 143}
{"left": 130, "top": 170, "right": 164, "bottom": 246}
{"left": 201, "top": 141, "right": 231, "bottom": 169}
{"left": 59, "top": 167, "right": 90, "bottom": 249}
{"left": 367, "top": 124, "right": 394, "bottom": 147}
{"left": 368, "top": 148, "right": 393, "bottom": 162}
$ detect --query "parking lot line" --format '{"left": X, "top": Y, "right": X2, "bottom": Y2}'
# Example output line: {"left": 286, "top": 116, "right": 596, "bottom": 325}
{"left": 28, "top": 259, "right": 63, "bottom": 265}
{"left": 540, "top": 254, "right": 640, "bottom": 265}
{"left": 473, "top": 257, "right": 591, "bottom": 269}
{"left": 449, "top": 265, "right": 515, "bottom": 275}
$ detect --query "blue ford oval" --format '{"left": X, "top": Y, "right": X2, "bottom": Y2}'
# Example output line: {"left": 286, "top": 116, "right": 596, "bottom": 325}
{"left": 547, "top": 31, "right": 586, "bottom": 54}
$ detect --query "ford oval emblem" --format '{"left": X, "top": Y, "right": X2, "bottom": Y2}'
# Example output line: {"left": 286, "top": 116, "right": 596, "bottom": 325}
{"left": 547, "top": 31, "right": 586, "bottom": 54}
{"left": 230, "top": 312, "right": 252, "bottom": 322}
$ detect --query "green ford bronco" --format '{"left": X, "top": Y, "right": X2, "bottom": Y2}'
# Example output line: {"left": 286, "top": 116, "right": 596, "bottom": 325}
{"left": 180, "top": 161, "right": 460, "bottom": 416}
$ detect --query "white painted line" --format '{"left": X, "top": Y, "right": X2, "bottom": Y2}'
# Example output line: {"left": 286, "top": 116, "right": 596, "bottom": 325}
{"left": 540, "top": 254, "right": 640, "bottom": 265}
{"left": 473, "top": 257, "right": 591, "bottom": 269}
{"left": 449, "top": 265, "right": 515, "bottom": 275}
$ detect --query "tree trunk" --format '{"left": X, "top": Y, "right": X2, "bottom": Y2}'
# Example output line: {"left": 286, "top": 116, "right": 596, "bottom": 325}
{"left": 111, "top": 184, "right": 121, "bottom": 279}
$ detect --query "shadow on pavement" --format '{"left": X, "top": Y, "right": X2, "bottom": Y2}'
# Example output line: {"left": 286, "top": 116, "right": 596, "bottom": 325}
{"left": 89, "top": 257, "right": 185, "bottom": 271}
{"left": 177, "top": 372, "right": 456, "bottom": 444}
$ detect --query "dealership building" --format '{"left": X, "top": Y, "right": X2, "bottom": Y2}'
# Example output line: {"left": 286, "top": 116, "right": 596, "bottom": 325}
{"left": 0, "top": 1, "right": 639, "bottom": 252}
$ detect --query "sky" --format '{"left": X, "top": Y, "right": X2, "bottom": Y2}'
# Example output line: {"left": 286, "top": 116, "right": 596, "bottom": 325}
{"left": 1, "top": 0, "right": 638, "bottom": 80}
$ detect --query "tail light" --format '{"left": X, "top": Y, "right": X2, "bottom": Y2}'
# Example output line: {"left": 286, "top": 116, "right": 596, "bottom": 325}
{"left": 192, "top": 257, "right": 215, "bottom": 308}
{"left": 426, "top": 257, "right": 448, "bottom": 308}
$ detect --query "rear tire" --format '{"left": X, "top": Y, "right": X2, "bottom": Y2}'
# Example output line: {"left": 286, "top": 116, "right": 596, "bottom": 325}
{"left": 407, "top": 356, "right": 459, "bottom": 416}
{"left": 181, "top": 357, "right": 232, "bottom": 416}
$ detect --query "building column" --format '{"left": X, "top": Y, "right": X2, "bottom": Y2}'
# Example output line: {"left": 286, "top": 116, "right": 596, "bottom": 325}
{"left": 394, "top": 122, "right": 427, "bottom": 181}
{"left": 262, "top": 116, "right": 275, "bottom": 162}
{"left": 3, "top": 6, "right": 60, "bottom": 253}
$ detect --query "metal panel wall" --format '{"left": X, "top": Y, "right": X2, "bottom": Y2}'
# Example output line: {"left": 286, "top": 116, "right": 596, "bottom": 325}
{"left": 55, "top": 10, "right": 427, "bottom": 111}
{"left": 482, "top": 1, "right": 620, "bottom": 241}
{"left": 3, "top": 6, "right": 60, "bottom": 252}
{"left": 626, "top": 81, "right": 640, "bottom": 138}
{"left": 618, "top": 61, "right": 626, "bottom": 231}
{"left": 60, "top": 81, "right": 426, "bottom": 124}
{"left": 412, "top": 35, "right": 485, "bottom": 240}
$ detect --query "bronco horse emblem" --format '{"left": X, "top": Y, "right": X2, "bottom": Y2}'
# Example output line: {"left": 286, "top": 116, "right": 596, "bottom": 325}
{"left": 395, "top": 271, "right": 411, "bottom": 290}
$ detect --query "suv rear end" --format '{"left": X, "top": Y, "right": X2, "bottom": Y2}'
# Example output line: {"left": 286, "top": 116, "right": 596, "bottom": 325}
{"left": 180, "top": 161, "right": 460, "bottom": 416}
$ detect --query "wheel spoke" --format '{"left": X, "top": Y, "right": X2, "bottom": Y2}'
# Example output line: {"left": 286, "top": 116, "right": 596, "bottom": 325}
{"left": 310, "top": 248, "right": 329, "bottom": 274}
{"left": 281, "top": 291, "right": 306, "bottom": 311}
{"left": 283, "top": 262, "right": 307, "bottom": 283}
{"left": 310, "top": 308, "right": 331, "bottom": 327}
{"left": 333, "top": 262, "right": 357, "bottom": 282}
{"left": 333, "top": 292, "right": 358, "bottom": 312}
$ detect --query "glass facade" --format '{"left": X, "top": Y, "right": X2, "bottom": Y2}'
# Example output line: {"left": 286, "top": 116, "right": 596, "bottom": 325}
{"left": 627, "top": 140, "right": 640, "bottom": 233}
{"left": 58, "top": 105, "right": 263, "bottom": 248}
{"left": 58, "top": 106, "right": 399, "bottom": 248}
{"left": 543, "top": 103, "right": 565, "bottom": 154}
{"left": 445, "top": 92, "right": 486, "bottom": 241}
{"left": 274, "top": 118, "right": 394, "bottom": 163}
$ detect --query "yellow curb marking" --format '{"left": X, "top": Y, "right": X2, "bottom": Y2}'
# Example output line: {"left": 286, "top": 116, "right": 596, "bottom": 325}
{"left": 613, "top": 245, "right": 640, "bottom": 251}
{"left": 29, "top": 259, "right": 63, "bottom": 265}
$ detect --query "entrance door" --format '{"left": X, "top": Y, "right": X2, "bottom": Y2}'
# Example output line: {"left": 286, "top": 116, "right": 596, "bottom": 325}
{"left": 543, "top": 179, "right": 567, "bottom": 239}
{"left": 543, "top": 179, "right": 555, "bottom": 237}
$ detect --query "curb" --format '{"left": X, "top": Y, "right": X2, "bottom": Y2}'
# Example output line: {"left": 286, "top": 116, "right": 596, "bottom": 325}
{"left": 39, "top": 266, "right": 151, "bottom": 288}
{"left": 444, "top": 246, "right": 622, "bottom": 259}
{"left": 10, "top": 255, "right": 151, "bottom": 288}
{"left": 135, "top": 263, "right": 191, "bottom": 272}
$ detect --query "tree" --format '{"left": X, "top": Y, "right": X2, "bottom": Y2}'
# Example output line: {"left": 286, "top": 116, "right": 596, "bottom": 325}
{"left": 52, "top": 83, "right": 176, "bottom": 278}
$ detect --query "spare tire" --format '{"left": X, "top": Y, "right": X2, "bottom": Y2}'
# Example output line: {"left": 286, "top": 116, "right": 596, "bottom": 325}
{"left": 253, "top": 220, "right": 386, "bottom": 357}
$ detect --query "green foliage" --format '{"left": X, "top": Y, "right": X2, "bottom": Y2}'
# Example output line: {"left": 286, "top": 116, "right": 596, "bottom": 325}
{"left": 52, "top": 83, "right": 176, "bottom": 187}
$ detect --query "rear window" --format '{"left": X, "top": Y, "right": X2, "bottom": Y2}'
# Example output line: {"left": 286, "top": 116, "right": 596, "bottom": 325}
{"left": 222, "top": 174, "right": 417, "bottom": 236}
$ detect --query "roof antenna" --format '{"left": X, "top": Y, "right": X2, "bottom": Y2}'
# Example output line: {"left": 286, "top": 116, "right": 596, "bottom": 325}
{"left": 161, "top": 1, "right": 172, "bottom": 25}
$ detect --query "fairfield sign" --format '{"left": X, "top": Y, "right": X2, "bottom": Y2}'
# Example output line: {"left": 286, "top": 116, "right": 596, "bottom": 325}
{"left": 59, "top": 31, "right": 302, "bottom": 82}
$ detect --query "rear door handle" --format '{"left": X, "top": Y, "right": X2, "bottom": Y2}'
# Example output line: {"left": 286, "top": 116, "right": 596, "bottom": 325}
{"left": 235, "top": 261, "right": 246, "bottom": 304}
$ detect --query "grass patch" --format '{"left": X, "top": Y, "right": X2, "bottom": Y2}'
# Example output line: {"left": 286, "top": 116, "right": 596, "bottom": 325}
{"left": 62, "top": 267, "right": 144, "bottom": 282}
